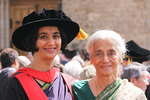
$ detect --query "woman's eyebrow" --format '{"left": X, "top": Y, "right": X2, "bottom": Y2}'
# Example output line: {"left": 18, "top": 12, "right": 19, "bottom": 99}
{"left": 109, "top": 49, "right": 115, "bottom": 52}
{"left": 38, "top": 32, "right": 47, "bottom": 35}
{"left": 38, "top": 31, "right": 61, "bottom": 36}
{"left": 96, "top": 50, "right": 101, "bottom": 52}
{"left": 38, "top": 31, "right": 60, "bottom": 35}
{"left": 54, "top": 31, "right": 60, "bottom": 34}
{"left": 108, "top": 49, "right": 116, "bottom": 53}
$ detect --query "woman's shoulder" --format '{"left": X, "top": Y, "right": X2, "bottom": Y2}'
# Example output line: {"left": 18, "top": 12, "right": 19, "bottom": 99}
{"left": 121, "top": 79, "right": 143, "bottom": 92}
{"left": 72, "top": 79, "right": 95, "bottom": 100}
{"left": 72, "top": 79, "right": 90, "bottom": 92}
{"left": 72, "top": 79, "right": 89, "bottom": 87}
{"left": 117, "top": 79, "right": 147, "bottom": 100}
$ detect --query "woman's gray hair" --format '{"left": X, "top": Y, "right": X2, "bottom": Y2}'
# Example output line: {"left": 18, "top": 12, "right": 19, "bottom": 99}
{"left": 79, "top": 65, "right": 96, "bottom": 80}
{"left": 121, "top": 62, "right": 147, "bottom": 81}
{"left": 86, "top": 29, "right": 126, "bottom": 56}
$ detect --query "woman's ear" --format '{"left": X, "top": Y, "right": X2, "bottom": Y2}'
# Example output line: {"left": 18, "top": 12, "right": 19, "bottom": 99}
{"left": 130, "top": 78, "right": 136, "bottom": 84}
{"left": 119, "top": 53, "right": 124, "bottom": 63}
{"left": 119, "top": 58, "right": 123, "bottom": 63}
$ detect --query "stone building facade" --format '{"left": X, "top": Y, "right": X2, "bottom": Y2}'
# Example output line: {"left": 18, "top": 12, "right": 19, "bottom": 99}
{"left": 0, "top": 0, "right": 150, "bottom": 53}
{"left": 62, "top": 0, "right": 150, "bottom": 50}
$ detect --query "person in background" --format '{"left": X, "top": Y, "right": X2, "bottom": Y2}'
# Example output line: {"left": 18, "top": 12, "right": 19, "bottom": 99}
{"left": 79, "top": 65, "right": 96, "bottom": 80}
{"left": 79, "top": 49, "right": 89, "bottom": 62}
{"left": 122, "top": 40, "right": 150, "bottom": 67}
{"left": 72, "top": 30, "right": 147, "bottom": 100}
{"left": 71, "top": 55, "right": 85, "bottom": 67}
{"left": 143, "top": 60, "right": 150, "bottom": 99}
{"left": 26, "top": 52, "right": 34, "bottom": 62}
{"left": 122, "top": 40, "right": 150, "bottom": 99}
{"left": 143, "top": 60, "right": 150, "bottom": 67}
{"left": 63, "top": 56, "right": 83, "bottom": 80}
{"left": 79, "top": 49, "right": 90, "bottom": 67}
{"left": 61, "top": 49, "right": 78, "bottom": 65}
{"left": 121, "top": 62, "right": 149, "bottom": 93}
{"left": 53, "top": 55, "right": 60, "bottom": 66}
{"left": 0, "top": 48, "right": 19, "bottom": 96}
{"left": 0, "top": 8, "right": 87, "bottom": 100}
{"left": 0, "top": 49, "right": 4, "bottom": 70}
{"left": 63, "top": 54, "right": 85, "bottom": 80}
{"left": 53, "top": 54, "right": 64, "bottom": 72}
{"left": 17, "top": 56, "right": 31, "bottom": 69}
{"left": 0, "top": 54, "right": 2, "bottom": 70}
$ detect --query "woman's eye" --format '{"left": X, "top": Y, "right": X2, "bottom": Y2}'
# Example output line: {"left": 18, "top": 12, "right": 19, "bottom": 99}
{"left": 94, "top": 52, "right": 102, "bottom": 59}
{"left": 108, "top": 52, "right": 115, "bottom": 56}
{"left": 96, "top": 52, "right": 101, "bottom": 57}
{"left": 39, "top": 35, "right": 47, "bottom": 39}
{"left": 96, "top": 52, "right": 101, "bottom": 56}
{"left": 53, "top": 35, "right": 60, "bottom": 39}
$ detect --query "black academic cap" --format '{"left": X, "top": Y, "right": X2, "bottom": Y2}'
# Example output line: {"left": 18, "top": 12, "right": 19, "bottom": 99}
{"left": 124, "top": 40, "right": 150, "bottom": 63}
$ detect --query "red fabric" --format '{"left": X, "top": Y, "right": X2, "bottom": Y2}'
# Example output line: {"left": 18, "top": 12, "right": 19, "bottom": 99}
{"left": 15, "top": 73, "right": 49, "bottom": 100}
{"left": 16, "top": 67, "right": 59, "bottom": 82}
{"left": 13, "top": 67, "right": 75, "bottom": 100}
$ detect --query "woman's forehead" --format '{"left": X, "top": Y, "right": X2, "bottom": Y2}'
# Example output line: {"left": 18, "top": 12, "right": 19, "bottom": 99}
{"left": 94, "top": 38, "right": 117, "bottom": 46}
{"left": 90, "top": 38, "right": 118, "bottom": 51}
{"left": 39, "top": 26, "right": 58, "bottom": 30}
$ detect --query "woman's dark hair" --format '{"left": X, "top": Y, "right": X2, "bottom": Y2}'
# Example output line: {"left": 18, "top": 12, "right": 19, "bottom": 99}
{"left": 23, "top": 26, "right": 68, "bottom": 53}
{"left": 58, "top": 27, "right": 68, "bottom": 51}
{"left": 23, "top": 27, "right": 39, "bottom": 52}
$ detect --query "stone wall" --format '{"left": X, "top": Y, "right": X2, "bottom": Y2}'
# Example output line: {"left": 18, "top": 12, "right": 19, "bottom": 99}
{"left": 0, "top": 0, "right": 10, "bottom": 50}
{"left": 62, "top": 0, "right": 150, "bottom": 51}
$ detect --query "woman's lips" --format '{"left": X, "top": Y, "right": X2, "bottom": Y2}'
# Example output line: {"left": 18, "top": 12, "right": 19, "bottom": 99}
{"left": 44, "top": 47, "right": 56, "bottom": 53}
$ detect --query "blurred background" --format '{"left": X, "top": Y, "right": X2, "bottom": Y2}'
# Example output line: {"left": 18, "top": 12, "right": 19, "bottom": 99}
{"left": 0, "top": 0, "right": 150, "bottom": 56}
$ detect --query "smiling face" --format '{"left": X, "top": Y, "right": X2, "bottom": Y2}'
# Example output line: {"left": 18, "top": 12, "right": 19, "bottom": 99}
{"left": 35, "top": 26, "right": 61, "bottom": 59}
{"left": 89, "top": 37, "right": 122, "bottom": 76}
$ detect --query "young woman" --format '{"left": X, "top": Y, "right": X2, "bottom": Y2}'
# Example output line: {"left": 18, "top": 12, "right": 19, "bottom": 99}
{"left": 0, "top": 8, "right": 80, "bottom": 100}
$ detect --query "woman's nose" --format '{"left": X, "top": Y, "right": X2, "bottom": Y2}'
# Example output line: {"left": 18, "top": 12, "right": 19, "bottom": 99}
{"left": 102, "top": 55, "right": 109, "bottom": 63}
{"left": 47, "top": 37, "right": 55, "bottom": 45}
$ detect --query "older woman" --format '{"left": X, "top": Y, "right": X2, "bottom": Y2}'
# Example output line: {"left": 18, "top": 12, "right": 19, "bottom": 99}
{"left": 72, "top": 30, "right": 147, "bottom": 100}
{"left": 0, "top": 9, "right": 83, "bottom": 100}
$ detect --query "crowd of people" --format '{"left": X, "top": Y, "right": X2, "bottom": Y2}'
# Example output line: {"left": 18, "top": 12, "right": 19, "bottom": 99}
{"left": 0, "top": 8, "right": 150, "bottom": 100}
